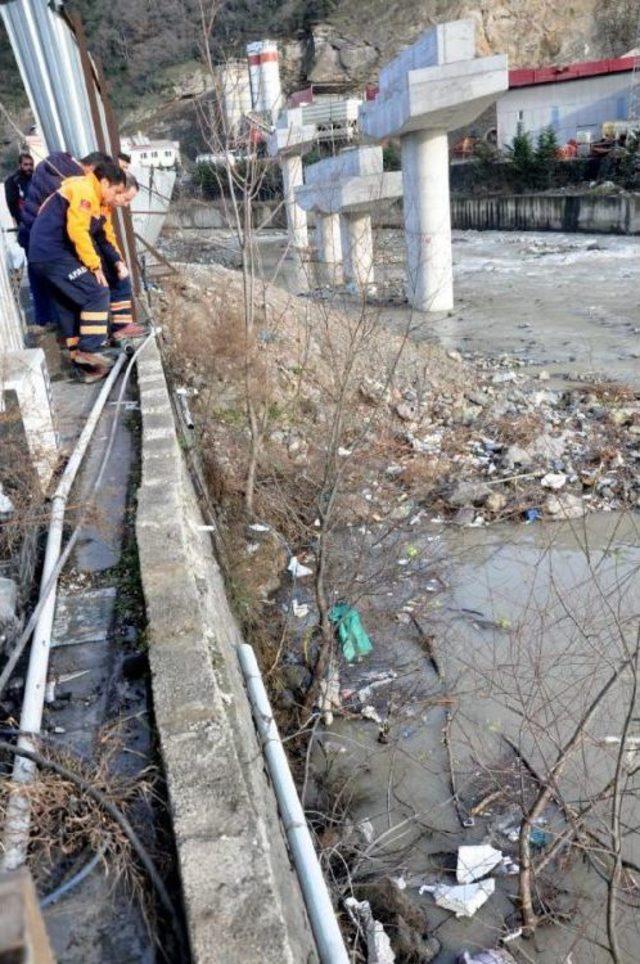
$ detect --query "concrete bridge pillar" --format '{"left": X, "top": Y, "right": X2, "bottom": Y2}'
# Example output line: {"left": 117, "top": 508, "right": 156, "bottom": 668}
{"left": 280, "top": 153, "right": 308, "bottom": 251}
{"left": 295, "top": 145, "right": 402, "bottom": 296}
{"left": 340, "top": 212, "right": 374, "bottom": 293}
{"left": 359, "top": 19, "right": 508, "bottom": 312}
{"left": 315, "top": 212, "right": 342, "bottom": 264}
{"left": 402, "top": 129, "right": 452, "bottom": 312}
{"left": 269, "top": 109, "right": 317, "bottom": 254}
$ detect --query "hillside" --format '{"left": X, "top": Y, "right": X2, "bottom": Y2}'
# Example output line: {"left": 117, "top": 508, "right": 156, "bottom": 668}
{"left": 1, "top": 0, "right": 639, "bottom": 155}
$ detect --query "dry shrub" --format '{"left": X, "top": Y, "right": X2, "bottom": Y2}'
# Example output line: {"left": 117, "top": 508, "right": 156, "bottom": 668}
{"left": 581, "top": 381, "right": 637, "bottom": 404}
{"left": 491, "top": 411, "right": 546, "bottom": 446}
{"left": 0, "top": 721, "right": 157, "bottom": 906}
{"left": 0, "top": 409, "right": 48, "bottom": 562}
{"left": 400, "top": 456, "right": 450, "bottom": 491}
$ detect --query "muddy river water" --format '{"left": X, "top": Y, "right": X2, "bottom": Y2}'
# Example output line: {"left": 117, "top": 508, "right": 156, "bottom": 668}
{"left": 317, "top": 511, "right": 640, "bottom": 962}
{"left": 287, "top": 230, "right": 640, "bottom": 962}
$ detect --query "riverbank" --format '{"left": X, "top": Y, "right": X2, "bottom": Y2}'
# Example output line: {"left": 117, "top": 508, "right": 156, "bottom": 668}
{"left": 157, "top": 242, "right": 640, "bottom": 960}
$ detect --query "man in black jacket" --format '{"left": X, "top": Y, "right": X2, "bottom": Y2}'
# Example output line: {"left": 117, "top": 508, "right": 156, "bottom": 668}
{"left": 4, "top": 152, "right": 34, "bottom": 224}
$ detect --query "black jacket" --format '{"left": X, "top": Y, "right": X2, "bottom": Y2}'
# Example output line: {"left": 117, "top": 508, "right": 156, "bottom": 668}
{"left": 18, "top": 152, "right": 82, "bottom": 249}
{"left": 4, "top": 169, "right": 32, "bottom": 223}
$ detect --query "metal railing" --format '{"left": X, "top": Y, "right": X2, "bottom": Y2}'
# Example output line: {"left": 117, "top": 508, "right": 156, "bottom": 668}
{"left": 0, "top": 228, "right": 26, "bottom": 353}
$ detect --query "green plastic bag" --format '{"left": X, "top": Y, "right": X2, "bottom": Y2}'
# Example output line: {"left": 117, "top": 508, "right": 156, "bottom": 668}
{"left": 329, "top": 603, "right": 374, "bottom": 663}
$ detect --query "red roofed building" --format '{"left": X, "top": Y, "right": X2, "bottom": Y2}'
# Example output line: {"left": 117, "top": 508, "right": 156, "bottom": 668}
{"left": 496, "top": 55, "right": 636, "bottom": 149}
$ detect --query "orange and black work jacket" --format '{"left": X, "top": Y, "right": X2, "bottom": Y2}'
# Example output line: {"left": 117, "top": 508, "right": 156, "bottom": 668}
{"left": 95, "top": 209, "right": 124, "bottom": 268}
{"left": 28, "top": 173, "right": 120, "bottom": 270}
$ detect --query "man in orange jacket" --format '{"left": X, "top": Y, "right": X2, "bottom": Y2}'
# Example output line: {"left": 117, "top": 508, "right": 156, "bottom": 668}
{"left": 95, "top": 173, "right": 146, "bottom": 341}
{"left": 28, "top": 159, "right": 125, "bottom": 382}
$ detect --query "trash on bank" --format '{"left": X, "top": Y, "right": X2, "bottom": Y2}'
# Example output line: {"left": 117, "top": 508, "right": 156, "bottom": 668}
{"left": 344, "top": 897, "right": 396, "bottom": 964}
{"left": 0, "top": 484, "right": 14, "bottom": 517}
{"left": 456, "top": 845, "right": 503, "bottom": 884}
{"left": 318, "top": 663, "right": 341, "bottom": 726}
{"left": 522, "top": 508, "right": 542, "bottom": 523}
{"left": 456, "top": 949, "right": 517, "bottom": 964}
{"left": 356, "top": 818, "right": 375, "bottom": 844}
{"left": 353, "top": 670, "right": 398, "bottom": 703}
{"left": 419, "top": 879, "right": 495, "bottom": 917}
{"left": 287, "top": 556, "right": 314, "bottom": 579}
{"left": 329, "top": 603, "right": 374, "bottom": 662}
{"left": 361, "top": 705, "right": 384, "bottom": 726}
{"left": 541, "top": 471, "right": 567, "bottom": 490}
{"left": 529, "top": 826, "right": 551, "bottom": 848}
{"left": 291, "top": 599, "right": 310, "bottom": 618}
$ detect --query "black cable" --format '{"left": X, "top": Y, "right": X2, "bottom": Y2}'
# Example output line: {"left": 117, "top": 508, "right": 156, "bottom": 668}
{"left": 0, "top": 738, "right": 188, "bottom": 956}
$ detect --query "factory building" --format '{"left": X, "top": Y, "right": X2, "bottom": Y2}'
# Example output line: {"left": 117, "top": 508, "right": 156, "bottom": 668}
{"left": 497, "top": 56, "right": 636, "bottom": 149}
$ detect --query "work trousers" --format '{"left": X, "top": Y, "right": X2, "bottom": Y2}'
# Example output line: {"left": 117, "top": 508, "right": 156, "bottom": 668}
{"left": 105, "top": 268, "right": 133, "bottom": 334}
{"left": 27, "top": 263, "right": 58, "bottom": 327}
{"left": 30, "top": 256, "right": 109, "bottom": 354}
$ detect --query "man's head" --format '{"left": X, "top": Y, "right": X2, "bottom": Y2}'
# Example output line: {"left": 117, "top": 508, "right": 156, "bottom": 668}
{"left": 112, "top": 173, "right": 139, "bottom": 208}
{"left": 19, "top": 152, "right": 34, "bottom": 177}
{"left": 117, "top": 152, "right": 132, "bottom": 172}
{"left": 93, "top": 160, "right": 126, "bottom": 205}
{"left": 80, "top": 151, "right": 112, "bottom": 174}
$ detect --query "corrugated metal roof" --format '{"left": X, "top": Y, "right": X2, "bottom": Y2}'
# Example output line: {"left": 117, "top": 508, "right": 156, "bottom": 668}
{"left": 510, "top": 56, "right": 635, "bottom": 89}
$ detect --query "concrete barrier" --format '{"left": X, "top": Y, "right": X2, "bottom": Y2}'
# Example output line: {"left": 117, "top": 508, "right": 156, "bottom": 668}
{"left": 450, "top": 192, "right": 640, "bottom": 235}
{"left": 135, "top": 339, "right": 316, "bottom": 963}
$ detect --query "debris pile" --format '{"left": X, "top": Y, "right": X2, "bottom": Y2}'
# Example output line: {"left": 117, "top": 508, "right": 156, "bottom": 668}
{"left": 161, "top": 264, "right": 640, "bottom": 530}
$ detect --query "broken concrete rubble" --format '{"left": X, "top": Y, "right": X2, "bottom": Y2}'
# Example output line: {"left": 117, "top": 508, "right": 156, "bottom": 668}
{"left": 161, "top": 263, "right": 640, "bottom": 535}
{"left": 344, "top": 897, "right": 395, "bottom": 963}
{"left": 447, "top": 481, "right": 492, "bottom": 508}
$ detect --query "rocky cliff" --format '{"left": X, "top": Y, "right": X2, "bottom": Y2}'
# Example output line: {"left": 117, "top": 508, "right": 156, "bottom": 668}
{"left": 278, "top": 0, "right": 639, "bottom": 90}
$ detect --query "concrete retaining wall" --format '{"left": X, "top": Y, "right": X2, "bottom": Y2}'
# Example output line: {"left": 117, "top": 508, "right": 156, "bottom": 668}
{"left": 167, "top": 192, "right": 640, "bottom": 238}
{"left": 135, "top": 339, "right": 316, "bottom": 963}
{"left": 450, "top": 192, "right": 640, "bottom": 234}
{"left": 165, "top": 200, "right": 285, "bottom": 232}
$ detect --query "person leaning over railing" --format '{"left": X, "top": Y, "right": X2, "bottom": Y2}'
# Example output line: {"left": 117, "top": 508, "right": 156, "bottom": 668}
{"left": 94, "top": 172, "right": 147, "bottom": 343}
{"left": 18, "top": 151, "right": 111, "bottom": 330}
{"left": 27, "top": 159, "right": 126, "bottom": 383}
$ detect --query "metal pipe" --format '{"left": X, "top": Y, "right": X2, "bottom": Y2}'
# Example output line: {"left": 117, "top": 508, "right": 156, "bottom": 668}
{"left": 237, "top": 643, "right": 349, "bottom": 964}
{"left": 2, "top": 354, "right": 126, "bottom": 871}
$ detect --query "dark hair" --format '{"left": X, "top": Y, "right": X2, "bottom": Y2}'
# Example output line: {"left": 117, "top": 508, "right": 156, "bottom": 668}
{"left": 125, "top": 173, "right": 139, "bottom": 191}
{"left": 93, "top": 160, "right": 126, "bottom": 185}
{"left": 19, "top": 152, "right": 33, "bottom": 163}
{"left": 118, "top": 151, "right": 132, "bottom": 164}
{"left": 80, "top": 151, "right": 112, "bottom": 168}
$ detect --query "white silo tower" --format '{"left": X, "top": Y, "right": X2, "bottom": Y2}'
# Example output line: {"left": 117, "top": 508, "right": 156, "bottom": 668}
{"left": 246, "top": 40, "right": 283, "bottom": 123}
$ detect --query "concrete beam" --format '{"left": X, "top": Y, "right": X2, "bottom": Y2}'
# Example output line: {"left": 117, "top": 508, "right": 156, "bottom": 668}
{"left": 361, "top": 55, "right": 508, "bottom": 140}
{"left": 267, "top": 108, "right": 316, "bottom": 158}
{"left": 296, "top": 171, "right": 402, "bottom": 217}
{"left": 378, "top": 19, "right": 476, "bottom": 93}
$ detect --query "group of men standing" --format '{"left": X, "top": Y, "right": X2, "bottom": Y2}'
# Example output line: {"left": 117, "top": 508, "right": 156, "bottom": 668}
{"left": 4, "top": 147, "right": 145, "bottom": 382}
